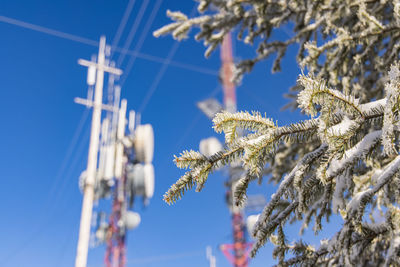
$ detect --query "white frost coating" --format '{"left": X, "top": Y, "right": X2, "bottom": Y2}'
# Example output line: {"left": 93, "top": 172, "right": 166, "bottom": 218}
{"left": 374, "top": 156, "right": 400, "bottom": 186}
{"left": 371, "top": 169, "right": 383, "bottom": 184}
{"left": 347, "top": 155, "right": 400, "bottom": 214}
{"left": 253, "top": 145, "right": 327, "bottom": 235}
{"left": 327, "top": 116, "right": 357, "bottom": 136}
{"left": 382, "top": 69, "right": 400, "bottom": 155}
{"left": 332, "top": 173, "right": 347, "bottom": 213}
{"left": 326, "top": 130, "right": 382, "bottom": 177}
{"left": 246, "top": 134, "right": 269, "bottom": 146}
{"left": 297, "top": 75, "right": 360, "bottom": 116}
{"left": 320, "top": 239, "right": 329, "bottom": 247}
{"left": 359, "top": 98, "right": 386, "bottom": 113}
{"left": 386, "top": 83, "right": 399, "bottom": 97}
{"left": 297, "top": 76, "right": 315, "bottom": 114}
{"left": 386, "top": 234, "right": 400, "bottom": 263}
{"left": 347, "top": 189, "right": 372, "bottom": 213}
{"left": 388, "top": 64, "right": 400, "bottom": 80}
{"left": 327, "top": 233, "right": 339, "bottom": 252}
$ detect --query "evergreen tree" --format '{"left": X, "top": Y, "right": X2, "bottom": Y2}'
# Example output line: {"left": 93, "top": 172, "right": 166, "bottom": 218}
{"left": 154, "top": 1, "right": 400, "bottom": 265}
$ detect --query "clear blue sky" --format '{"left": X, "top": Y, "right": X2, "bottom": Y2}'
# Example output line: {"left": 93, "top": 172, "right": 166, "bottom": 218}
{"left": 0, "top": 1, "right": 340, "bottom": 266}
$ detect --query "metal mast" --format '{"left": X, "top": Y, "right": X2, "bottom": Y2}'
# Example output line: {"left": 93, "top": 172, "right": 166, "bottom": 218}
{"left": 105, "top": 99, "right": 128, "bottom": 267}
{"left": 219, "top": 33, "right": 252, "bottom": 267}
{"left": 220, "top": 33, "right": 236, "bottom": 114}
{"left": 75, "top": 36, "right": 122, "bottom": 267}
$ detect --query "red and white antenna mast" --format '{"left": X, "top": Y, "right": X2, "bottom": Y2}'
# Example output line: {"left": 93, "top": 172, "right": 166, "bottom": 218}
{"left": 219, "top": 33, "right": 252, "bottom": 267}
{"left": 105, "top": 99, "right": 128, "bottom": 267}
{"left": 220, "top": 33, "right": 237, "bottom": 114}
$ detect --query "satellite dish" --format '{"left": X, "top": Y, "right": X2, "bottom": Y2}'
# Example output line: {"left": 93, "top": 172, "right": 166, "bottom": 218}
{"left": 124, "top": 211, "right": 141, "bottom": 230}
{"left": 246, "top": 214, "right": 260, "bottom": 239}
{"left": 127, "top": 163, "right": 155, "bottom": 199}
{"left": 134, "top": 124, "right": 154, "bottom": 163}
{"left": 199, "top": 137, "right": 223, "bottom": 157}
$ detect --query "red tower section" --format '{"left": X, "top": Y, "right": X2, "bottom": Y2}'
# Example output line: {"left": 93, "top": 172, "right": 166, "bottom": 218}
{"left": 105, "top": 176, "right": 127, "bottom": 267}
{"left": 219, "top": 33, "right": 252, "bottom": 267}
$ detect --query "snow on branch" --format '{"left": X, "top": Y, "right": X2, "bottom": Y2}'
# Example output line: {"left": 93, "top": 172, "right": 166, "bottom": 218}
{"left": 156, "top": 0, "right": 400, "bottom": 264}
{"left": 164, "top": 62, "right": 400, "bottom": 263}
{"left": 213, "top": 111, "right": 275, "bottom": 143}
{"left": 297, "top": 75, "right": 363, "bottom": 118}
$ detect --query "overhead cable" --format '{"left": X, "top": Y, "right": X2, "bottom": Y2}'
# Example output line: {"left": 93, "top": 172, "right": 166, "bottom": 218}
{"left": 0, "top": 15, "right": 218, "bottom": 76}
{"left": 137, "top": 5, "right": 198, "bottom": 114}
{"left": 119, "top": 0, "right": 163, "bottom": 86}
{"left": 116, "top": 0, "right": 150, "bottom": 67}
{"left": 110, "top": 0, "right": 137, "bottom": 58}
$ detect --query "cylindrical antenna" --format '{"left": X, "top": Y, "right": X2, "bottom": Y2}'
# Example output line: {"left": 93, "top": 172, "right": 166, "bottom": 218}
{"left": 87, "top": 55, "right": 96, "bottom": 86}
{"left": 128, "top": 110, "right": 136, "bottom": 133}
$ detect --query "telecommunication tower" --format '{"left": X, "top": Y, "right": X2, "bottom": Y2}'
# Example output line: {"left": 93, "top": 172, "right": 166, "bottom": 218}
{"left": 219, "top": 33, "right": 252, "bottom": 267}
{"left": 198, "top": 33, "right": 253, "bottom": 267}
{"left": 74, "top": 36, "right": 155, "bottom": 267}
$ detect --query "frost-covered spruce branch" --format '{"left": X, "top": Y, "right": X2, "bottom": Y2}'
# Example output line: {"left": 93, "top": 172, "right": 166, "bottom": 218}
{"left": 163, "top": 116, "right": 319, "bottom": 204}
{"left": 156, "top": 1, "right": 400, "bottom": 265}
{"left": 163, "top": 63, "right": 400, "bottom": 265}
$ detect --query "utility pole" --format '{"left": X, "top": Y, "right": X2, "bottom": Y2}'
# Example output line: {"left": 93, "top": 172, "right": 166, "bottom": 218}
{"left": 75, "top": 36, "right": 123, "bottom": 267}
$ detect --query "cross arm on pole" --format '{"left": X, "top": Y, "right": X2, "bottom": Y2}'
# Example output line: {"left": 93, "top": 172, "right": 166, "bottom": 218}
{"left": 78, "top": 59, "right": 123, "bottom": 76}
{"left": 74, "top": 97, "right": 117, "bottom": 112}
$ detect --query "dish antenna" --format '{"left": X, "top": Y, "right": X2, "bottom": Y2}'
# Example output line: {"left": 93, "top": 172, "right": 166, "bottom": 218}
{"left": 246, "top": 214, "right": 260, "bottom": 239}
{"left": 127, "top": 163, "right": 155, "bottom": 199}
{"left": 200, "top": 137, "right": 223, "bottom": 157}
{"left": 124, "top": 211, "right": 141, "bottom": 230}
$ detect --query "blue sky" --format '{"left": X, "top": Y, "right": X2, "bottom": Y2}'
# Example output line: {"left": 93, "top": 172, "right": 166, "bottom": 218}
{"left": 0, "top": 1, "right": 340, "bottom": 266}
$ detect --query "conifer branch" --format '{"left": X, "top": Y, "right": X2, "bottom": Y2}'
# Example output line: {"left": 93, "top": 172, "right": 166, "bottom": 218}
{"left": 297, "top": 75, "right": 363, "bottom": 118}
{"left": 156, "top": 1, "right": 400, "bottom": 264}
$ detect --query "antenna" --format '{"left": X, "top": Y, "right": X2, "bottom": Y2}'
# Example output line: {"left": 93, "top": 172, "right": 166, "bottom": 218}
{"left": 197, "top": 33, "right": 252, "bottom": 267}
{"left": 75, "top": 35, "right": 156, "bottom": 267}
{"left": 75, "top": 36, "right": 123, "bottom": 267}
{"left": 128, "top": 110, "right": 135, "bottom": 133}
{"left": 86, "top": 55, "right": 96, "bottom": 86}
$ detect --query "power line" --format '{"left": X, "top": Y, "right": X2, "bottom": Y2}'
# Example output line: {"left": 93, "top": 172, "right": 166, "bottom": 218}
{"left": 116, "top": 0, "right": 150, "bottom": 67}
{"left": 0, "top": 15, "right": 98, "bottom": 46}
{"left": 111, "top": 0, "right": 136, "bottom": 57}
{"left": 119, "top": 0, "right": 163, "bottom": 86}
{"left": 0, "top": 15, "right": 218, "bottom": 76}
{"left": 158, "top": 84, "right": 222, "bottom": 172}
{"left": 126, "top": 51, "right": 217, "bottom": 76}
{"left": 137, "top": 5, "right": 198, "bottom": 113}
{"left": 137, "top": 40, "right": 179, "bottom": 113}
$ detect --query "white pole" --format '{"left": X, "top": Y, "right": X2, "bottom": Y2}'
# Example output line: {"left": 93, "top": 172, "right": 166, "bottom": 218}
{"left": 206, "top": 246, "right": 216, "bottom": 267}
{"left": 75, "top": 36, "right": 107, "bottom": 267}
{"left": 115, "top": 99, "right": 127, "bottom": 201}
{"left": 98, "top": 118, "right": 110, "bottom": 179}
